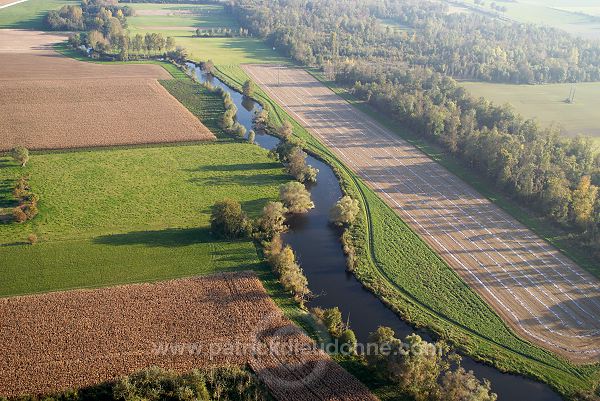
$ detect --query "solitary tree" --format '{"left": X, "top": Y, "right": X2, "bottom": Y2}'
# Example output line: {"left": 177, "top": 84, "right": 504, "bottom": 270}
{"left": 279, "top": 182, "right": 314, "bottom": 213}
{"left": 278, "top": 120, "right": 293, "bottom": 139}
{"left": 210, "top": 199, "right": 249, "bottom": 239}
{"left": 329, "top": 196, "right": 360, "bottom": 226}
{"left": 165, "top": 36, "right": 176, "bottom": 51}
{"left": 10, "top": 146, "right": 29, "bottom": 167}
{"left": 256, "top": 201, "right": 287, "bottom": 239}
{"left": 287, "top": 147, "right": 318, "bottom": 183}
{"left": 339, "top": 329, "right": 357, "bottom": 355}
{"left": 202, "top": 59, "right": 215, "bottom": 74}
{"left": 440, "top": 366, "right": 497, "bottom": 401}
{"left": 243, "top": 79, "right": 256, "bottom": 97}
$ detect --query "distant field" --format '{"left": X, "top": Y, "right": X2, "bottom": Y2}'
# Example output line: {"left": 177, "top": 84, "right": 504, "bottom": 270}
{"left": 126, "top": 2, "right": 285, "bottom": 64}
{"left": 462, "top": 81, "right": 600, "bottom": 146}
{"left": 0, "top": 0, "right": 75, "bottom": 29}
{"left": 450, "top": 0, "right": 600, "bottom": 40}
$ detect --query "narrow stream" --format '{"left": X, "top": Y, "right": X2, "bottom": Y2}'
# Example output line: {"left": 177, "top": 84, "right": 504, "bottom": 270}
{"left": 188, "top": 63, "right": 562, "bottom": 401}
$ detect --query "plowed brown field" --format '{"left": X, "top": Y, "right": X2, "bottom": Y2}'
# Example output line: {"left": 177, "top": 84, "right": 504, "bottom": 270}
{"left": 243, "top": 64, "right": 600, "bottom": 363}
{"left": 0, "top": 272, "right": 376, "bottom": 401}
{"left": 0, "top": 29, "right": 215, "bottom": 150}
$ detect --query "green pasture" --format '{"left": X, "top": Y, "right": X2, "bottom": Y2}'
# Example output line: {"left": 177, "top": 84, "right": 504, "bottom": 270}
{"left": 126, "top": 2, "right": 285, "bottom": 65}
{"left": 462, "top": 81, "right": 600, "bottom": 144}
{"left": 0, "top": 0, "right": 76, "bottom": 29}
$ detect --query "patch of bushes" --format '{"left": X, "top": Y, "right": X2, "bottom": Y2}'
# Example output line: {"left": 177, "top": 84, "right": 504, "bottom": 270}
{"left": 1, "top": 366, "right": 270, "bottom": 401}
{"left": 367, "top": 327, "right": 497, "bottom": 401}
{"left": 12, "top": 176, "right": 39, "bottom": 224}
{"left": 263, "top": 234, "right": 310, "bottom": 306}
{"left": 313, "top": 306, "right": 357, "bottom": 355}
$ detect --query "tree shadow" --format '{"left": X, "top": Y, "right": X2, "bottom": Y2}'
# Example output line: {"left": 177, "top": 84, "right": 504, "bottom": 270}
{"left": 185, "top": 162, "right": 282, "bottom": 172}
{"left": 93, "top": 227, "right": 218, "bottom": 248}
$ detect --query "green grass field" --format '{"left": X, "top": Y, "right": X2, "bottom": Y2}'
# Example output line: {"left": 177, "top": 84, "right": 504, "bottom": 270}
{"left": 462, "top": 81, "right": 600, "bottom": 145}
{"left": 0, "top": 0, "right": 76, "bottom": 29}
{"left": 0, "top": 69, "right": 291, "bottom": 298}
{"left": 453, "top": 0, "right": 600, "bottom": 40}
{"left": 126, "top": 3, "right": 285, "bottom": 65}
{"left": 212, "top": 65, "right": 600, "bottom": 397}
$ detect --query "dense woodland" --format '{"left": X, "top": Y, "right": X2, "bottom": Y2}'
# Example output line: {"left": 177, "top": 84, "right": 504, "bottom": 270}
{"left": 228, "top": 0, "right": 600, "bottom": 84}
{"left": 228, "top": 0, "right": 600, "bottom": 256}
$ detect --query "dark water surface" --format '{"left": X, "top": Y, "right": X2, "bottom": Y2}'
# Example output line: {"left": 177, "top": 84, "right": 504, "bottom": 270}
{"left": 188, "top": 63, "right": 562, "bottom": 401}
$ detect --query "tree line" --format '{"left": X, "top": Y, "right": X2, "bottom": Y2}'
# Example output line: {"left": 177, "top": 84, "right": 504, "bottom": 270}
{"left": 227, "top": 0, "right": 600, "bottom": 84}
{"left": 49, "top": 0, "right": 187, "bottom": 61}
{"left": 228, "top": 0, "right": 600, "bottom": 258}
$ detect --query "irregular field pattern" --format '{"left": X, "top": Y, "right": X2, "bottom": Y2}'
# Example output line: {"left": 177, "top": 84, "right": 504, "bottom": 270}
{"left": 243, "top": 64, "right": 600, "bottom": 363}
{"left": 0, "top": 29, "right": 214, "bottom": 150}
{"left": 0, "top": 272, "right": 376, "bottom": 401}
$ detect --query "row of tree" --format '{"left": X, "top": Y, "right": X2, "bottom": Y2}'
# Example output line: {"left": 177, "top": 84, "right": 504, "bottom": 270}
{"left": 228, "top": 0, "right": 600, "bottom": 84}
{"left": 194, "top": 27, "right": 251, "bottom": 38}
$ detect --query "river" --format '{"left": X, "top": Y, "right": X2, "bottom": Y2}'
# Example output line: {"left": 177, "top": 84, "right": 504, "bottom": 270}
{"left": 188, "top": 63, "right": 562, "bottom": 401}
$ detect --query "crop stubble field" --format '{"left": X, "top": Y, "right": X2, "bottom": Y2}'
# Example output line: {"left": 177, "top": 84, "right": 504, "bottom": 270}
{"left": 0, "top": 272, "right": 375, "bottom": 401}
{"left": 0, "top": 29, "right": 214, "bottom": 151}
{"left": 243, "top": 64, "right": 600, "bottom": 364}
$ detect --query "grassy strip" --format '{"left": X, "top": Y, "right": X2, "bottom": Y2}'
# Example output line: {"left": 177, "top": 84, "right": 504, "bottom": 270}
{"left": 306, "top": 68, "right": 599, "bottom": 279}
{"left": 212, "top": 64, "right": 600, "bottom": 398}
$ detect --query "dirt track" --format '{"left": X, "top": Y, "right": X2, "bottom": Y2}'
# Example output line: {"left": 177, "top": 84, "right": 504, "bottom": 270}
{"left": 0, "top": 30, "right": 215, "bottom": 150}
{"left": 0, "top": 272, "right": 375, "bottom": 401}
{"left": 243, "top": 64, "right": 600, "bottom": 363}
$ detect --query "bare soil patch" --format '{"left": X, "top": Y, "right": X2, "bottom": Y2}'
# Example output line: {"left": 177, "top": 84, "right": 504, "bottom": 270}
{"left": 0, "top": 272, "right": 375, "bottom": 401}
{"left": 0, "top": 78, "right": 214, "bottom": 150}
{"left": 0, "top": 29, "right": 215, "bottom": 149}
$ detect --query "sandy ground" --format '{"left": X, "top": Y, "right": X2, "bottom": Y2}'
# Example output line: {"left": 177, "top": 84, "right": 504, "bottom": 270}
{"left": 0, "top": 29, "right": 215, "bottom": 150}
{"left": 243, "top": 64, "right": 600, "bottom": 364}
{"left": 0, "top": 272, "right": 375, "bottom": 401}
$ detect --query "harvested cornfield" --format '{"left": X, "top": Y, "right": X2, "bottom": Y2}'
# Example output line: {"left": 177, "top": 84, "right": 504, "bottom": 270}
{"left": 0, "top": 272, "right": 376, "bottom": 401}
{"left": 0, "top": 29, "right": 215, "bottom": 150}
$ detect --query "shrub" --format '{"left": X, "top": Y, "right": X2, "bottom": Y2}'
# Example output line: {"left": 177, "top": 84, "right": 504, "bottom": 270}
{"left": 287, "top": 147, "right": 318, "bottom": 183}
{"left": 277, "top": 120, "right": 293, "bottom": 139}
{"left": 243, "top": 79, "right": 256, "bottom": 97}
{"left": 279, "top": 182, "right": 314, "bottom": 213}
{"left": 232, "top": 122, "right": 247, "bottom": 138}
{"left": 210, "top": 199, "right": 250, "bottom": 239}
{"left": 248, "top": 130, "right": 256, "bottom": 144}
{"left": 322, "top": 307, "right": 344, "bottom": 338}
{"left": 330, "top": 196, "right": 360, "bottom": 226}
{"left": 10, "top": 146, "right": 29, "bottom": 167}
{"left": 12, "top": 207, "right": 27, "bottom": 223}
{"left": 255, "top": 109, "right": 269, "bottom": 126}
{"left": 339, "top": 329, "right": 357, "bottom": 355}
{"left": 27, "top": 234, "right": 38, "bottom": 245}
{"left": 21, "top": 202, "right": 39, "bottom": 220}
